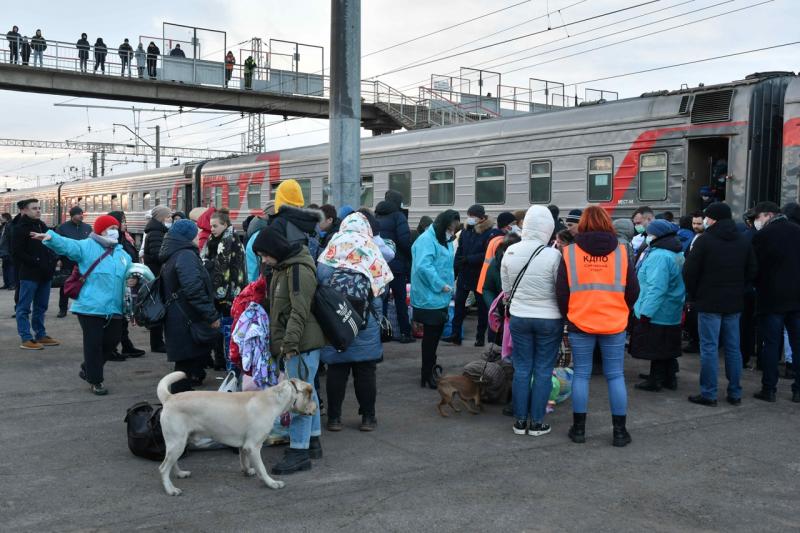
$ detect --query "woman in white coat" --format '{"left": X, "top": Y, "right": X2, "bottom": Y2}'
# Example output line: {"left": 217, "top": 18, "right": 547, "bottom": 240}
{"left": 501, "top": 205, "right": 564, "bottom": 437}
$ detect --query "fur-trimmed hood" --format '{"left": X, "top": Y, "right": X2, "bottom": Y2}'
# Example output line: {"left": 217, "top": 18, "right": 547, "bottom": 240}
{"left": 475, "top": 215, "right": 495, "bottom": 235}
{"left": 271, "top": 205, "right": 323, "bottom": 235}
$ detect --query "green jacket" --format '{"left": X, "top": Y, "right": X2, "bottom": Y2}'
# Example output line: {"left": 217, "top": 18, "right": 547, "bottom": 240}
{"left": 268, "top": 246, "right": 326, "bottom": 356}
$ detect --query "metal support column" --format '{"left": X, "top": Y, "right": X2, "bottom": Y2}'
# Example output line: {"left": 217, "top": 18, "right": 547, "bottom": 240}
{"left": 329, "top": 0, "right": 361, "bottom": 210}
{"left": 155, "top": 125, "right": 161, "bottom": 168}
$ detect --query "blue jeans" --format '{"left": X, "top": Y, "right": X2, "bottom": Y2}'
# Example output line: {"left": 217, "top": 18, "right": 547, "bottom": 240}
{"left": 698, "top": 312, "right": 742, "bottom": 400}
{"left": 285, "top": 349, "right": 321, "bottom": 450}
{"left": 16, "top": 279, "right": 50, "bottom": 342}
{"left": 569, "top": 331, "right": 627, "bottom": 416}
{"left": 510, "top": 316, "right": 563, "bottom": 423}
{"left": 33, "top": 49, "right": 43, "bottom": 67}
{"left": 759, "top": 312, "right": 800, "bottom": 393}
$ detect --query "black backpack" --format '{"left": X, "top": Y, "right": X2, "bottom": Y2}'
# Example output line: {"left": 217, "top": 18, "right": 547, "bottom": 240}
{"left": 312, "top": 283, "right": 364, "bottom": 352}
{"left": 124, "top": 401, "right": 166, "bottom": 461}
{"left": 133, "top": 277, "right": 174, "bottom": 329}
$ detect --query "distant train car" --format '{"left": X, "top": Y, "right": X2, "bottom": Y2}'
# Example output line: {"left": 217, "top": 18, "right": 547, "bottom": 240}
{"left": 2, "top": 72, "right": 798, "bottom": 232}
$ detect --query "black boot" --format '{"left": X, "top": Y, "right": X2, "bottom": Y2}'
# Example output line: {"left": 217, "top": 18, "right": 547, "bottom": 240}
{"left": 612, "top": 414, "right": 632, "bottom": 447}
{"left": 271, "top": 448, "right": 312, "bottom": 475}
{"left": 568, "top": 413, "right": 586, "bottom": 443}
{"left": 420, "top": 369, "right": 437, "bottom": 389}
{"left": 308, "top": 436, "right": 323, "bottom": 460}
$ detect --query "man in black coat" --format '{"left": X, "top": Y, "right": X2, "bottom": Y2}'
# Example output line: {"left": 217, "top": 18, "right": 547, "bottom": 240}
{"left": 376, "top": 190, "right": 413, "bottom": 343}
{"left": 55, "top": 206, "right": 91, "bottom": 317}
{"left": 7, "top": 26, "right": 20, "bottom": 64}
{"left": 751, "top": 201, "right": 800, "bottom": 403}
{"left": 11, "top": 199, "right": 59, "bottom": 350}
{"left": 143, "top": 205, "right": 172, "bottom": 352}
{"left": 682, "top": 202, "right": 757, "bottom": 406}
{"left": 444, "top": 204, "right": 499, "bottom": 347}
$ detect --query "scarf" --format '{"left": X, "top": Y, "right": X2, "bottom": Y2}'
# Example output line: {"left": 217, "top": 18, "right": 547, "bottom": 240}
{"left": 317, "top": 212, "right": 394, "bottom": 297}
{"left": 90, "top": 232, "right": 117, "bottom": 249}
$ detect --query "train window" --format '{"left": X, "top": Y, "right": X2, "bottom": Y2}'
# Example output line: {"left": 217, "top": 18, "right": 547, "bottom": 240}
{"left": 429, "top": 169, "right": 455, "bottom": 206}
{"left": 388, "top": 171, "right": 411, "bottom": 206}
{"left": 129, "top": 192, "right": 137, "bottom": 211}
{"left": 638, "top": 152, "right": 668, "bottom": 201}
{"left": 529, "top": 161, "right": 552, "bottom": 204}
{"left": 296, "top": 179, "right": 312, "bottom": 206}
{"left": 105, "top": 194, "right": 112, "bottom": 210}
{"left": 247, "top": 184, "right": 261, "bottom": 209}
{"left": 587, "top": 156, "right": 613, "bottom": 202}
{"left": 228, "top": 185, "right": 240, "bottom": 209}
{"left": 176, "top": 188, "right": 184, "bottom": 212}
{"left": 361, "top": 175, "right": 374, "bottom": 207}
{"left": 154, "top": 190, "right": 162, "bottom": 207}
{"left": 142, "top": 192, "right": 151, "bottom": 211}
{"left": 166, "top": 189, "right": 172, "bottom": 209}
{"left": 475, "top": 165, "right": 506, "bottom": 205}
{"left": 212, "top": 186, "right": 223, "bottom": 208}
{"left": 120, "top": 193, "right": 128, "bottom": 211}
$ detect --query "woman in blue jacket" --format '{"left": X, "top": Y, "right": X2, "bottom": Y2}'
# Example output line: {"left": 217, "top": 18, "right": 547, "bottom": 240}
{"left": 32, "top": 215, "right": 135, "bottom": 395}
{"left": 630, "top": 220, "right": 686, "bottom": 392}
{"left": 411, "top": 209, "right": 460, "bottom": 388}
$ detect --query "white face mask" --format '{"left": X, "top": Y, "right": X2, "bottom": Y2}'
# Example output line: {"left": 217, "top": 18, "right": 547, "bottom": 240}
{"left": 754, "top": 219, "right": 764, "bottom": 231}
{"left": 466, "top": 217, "right": 477, "bottom": 226}
{"left": 645, "top": 235, "right": 656, "bottom": 245}
{"left": 104, "top": 229, "right": 119, "bottom": 241}
{"left": 164, "top": 221, "right": 173, "bottom": 229}
{"left": 703, "top": 217, "right": 712, "bottom": 230}
{"left": 445, "top": 230, "right": 455, "bottom": 241}
{"left": 510, "top": 224, "right": 521, "bottom": 234}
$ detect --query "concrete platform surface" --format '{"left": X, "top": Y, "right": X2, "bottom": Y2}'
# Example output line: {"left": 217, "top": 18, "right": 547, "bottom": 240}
{"left": 1, "top": 289, "right": 798, "bottom": 532}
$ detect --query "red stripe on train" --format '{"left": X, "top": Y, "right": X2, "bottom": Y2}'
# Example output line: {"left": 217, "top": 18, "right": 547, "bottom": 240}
{"left": 783, "top": 117, "right": 800, "bottom": 147}
{"left": 601, "top": 121, "right": 747, "bottom": 214}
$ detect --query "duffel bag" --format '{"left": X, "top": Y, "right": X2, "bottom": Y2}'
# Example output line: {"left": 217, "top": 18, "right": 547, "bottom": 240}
{"left": 124, "top": 401, "right": 166, "bottom": 461}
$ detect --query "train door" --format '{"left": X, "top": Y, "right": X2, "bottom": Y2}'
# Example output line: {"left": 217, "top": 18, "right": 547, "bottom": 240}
{"left": 684, "top": 137, "right": 729, "bottom": 214}
{"left": 183, "top": 184, "right": 193, "bottom": 211}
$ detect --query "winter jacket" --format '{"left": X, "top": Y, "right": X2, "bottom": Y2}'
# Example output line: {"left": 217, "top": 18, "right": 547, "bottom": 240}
{"left": 751, "top": 215, "right": 800, "bottom": 315}
{"left": 147, "top": 43, "right": 160, "bottom": 59}
{"left": 0, "top": 222, "right": 13, "bottom": 258}
{"left": 682, "top": 218, "right": 757, "bottom": 314}
{"left": 7, "top": 30, "right": 20, "bottom": 48}
{"left": 119, "top": 232, "right": 138, "bottom": 263}
{"left": 43, "top": 231, "right": 131, "bottom": 317}
{"left": 245, "top": 216, "right": 269, "bottom": 283}
{"left": 135, "top": 45, "right": 146, "bottom": 66}
{"left": 375, "top": 193, "right": 411, "bottom": 274}
{"left": 633, "top": 237, "right": 685, "bottom": 325}
{"left": 268, "top": 246, "right": 326, "bottom": 357}
{"left": 556, "top": 231, "right": 640, "bottom": 333}
{"left": 317, "top": 263, "right": 382, "bottom": 365}
{"left": 169, "top": 47, "right": 186, "bottom": 58}
{"left": 142, "top": 217, "right": 168, "bottom": 275}
{"left": 55, "top": 219, "right": 91, "bottom": 270}
{"left": 269, "top": 206, "right": 322, "bottom": 249}
{"left": 201, "top": 226, "right": 246, "bottom": 314}
{"left": 677, "top": 228, "right": 694, "bottom": 253}
{"left": 501, "top": 206, "right": 561, "bottom": 319}
{"left": 30, "top": 35, "right": 46, "bottom": 52}
{"left": 159, "top": 234, "right": 220, "bottom": 362}
{"left": 410, "top": 225, "right": 454, "bottom": 310}
{"left": 196, "top": 207, "right": 215, "bottom": 252}
{"left": 76, "top": 38, "right": 90, "bottom": 59}
{"left": 11, "top": 215, "right": 56, "bottom": 282}
{"left": 94, "top": 40, "right": 107, "bottom": 60}
{"left": 482, "top": 256, "right": 502, "bottom": 309}
{"left": 613, "top": 218, "right": 635, "bottom": 264}
{"left": 454, "top": 216, "right": 496, "bottom": 290}
{"left": 118, "top": 42, "right": 133, "bottom": 59}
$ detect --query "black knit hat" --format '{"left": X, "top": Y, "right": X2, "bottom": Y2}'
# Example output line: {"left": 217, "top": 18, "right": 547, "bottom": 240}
{"left": 497, "top": 211, "right": 515, "bottom": 229}
{"left": 252, "top": 227, "right": 295, "bottom": 262}
{"left": 753, "top": 201, "right": 780, "bottom": 216}
{"left": 565, "top": 209, "right": 582, "bottom": 224}
{"left": 704, "top": 202, "right": 732, "bottom": 221}
{"left": 467, "top": 204, "right": 485, "bottom": 218}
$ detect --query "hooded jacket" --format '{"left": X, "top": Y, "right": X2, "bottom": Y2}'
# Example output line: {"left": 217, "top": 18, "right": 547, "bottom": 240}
{"left": 11, "top": 215, "right": 56, "bottom": 282}
{"left": 411, "top": 225, "right": 455, "bottom": 310}
{"left": 454, "top": 215, "right": 496, "bottom": 290}
{"left": 76, "top": 37, "right": 90, "bottom": 59}
{"left": 682, "top": 218, "right": 757, "bottom": 314}
{"left": 196, "top": 207, "right": 215, "bottom": 252}
{"left": 159, "top": 233, "right": 219, "bottom": 362}
{"left": 43, "top": 231, "right": 130, "bottom": 317}
{"left": 556, "top": 231, "right": 640, "bottom": 332}
{"left": 143, "top": 217, "right": 168, "bottom": 274}
{"left": 268, "top": 246, "right": 326, "bottom": 356}
{"left": 269, "top": 205, "right": 322, "bottom": 246}
{"left": 375, "top": 191, "right": 411, "bottom": 274}
{"left": 751, "top": 215, "right": 800, "bottom": 314}
{"left": 245, "top": 216, "right": 269, "bottom": 283}
{"left": 501, "top": 205, "right": 562, "bottom": 319}
{"left": 633, "top": 235, "right": 685, "bottom": 325}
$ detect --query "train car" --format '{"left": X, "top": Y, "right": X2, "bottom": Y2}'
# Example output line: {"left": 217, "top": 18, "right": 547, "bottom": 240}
{"left": 2, "top": 71, "right": 798, "bottom": 230}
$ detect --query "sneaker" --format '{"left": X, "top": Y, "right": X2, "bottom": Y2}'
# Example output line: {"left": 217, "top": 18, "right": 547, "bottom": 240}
{"left": 270, "top": 448, "right": 311, "bottom": 475}
{"left": 359, "top": 415, "right": 377, "bottom": 432}
{"left": 528, "top": 423, "right": 551, "bottom": 437}
{"left": 326, "top": 417, "right": 343, "bottom": 432}
{"left": 35, "top": 336, "right": 60, "bottom": 347}
{"left": 57, "top": 310, "right": 67, "bottom": 318}
{"left": 308, "top": 436, "right": 323, "bottom": 460}
{"left": 398, "top": 334, "right": 415, "bottom": 344}
{"left": 91, "top": 383, "right": 108, "bottom": 396}
{"left": 688, "top": 394, "right": 717, "bottom": 407}
{"left": 20, "top": 340, "right": 44, "bottom": 350}
{"left": 512, "top": 420, "right": 527, "bottom": 435}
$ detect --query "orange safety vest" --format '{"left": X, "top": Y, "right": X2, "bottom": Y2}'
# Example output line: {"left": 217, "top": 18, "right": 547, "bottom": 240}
{"left": 562, "top": 243, "right": 629, "bottom": 335}
{"left": 476, "top": 235, "right": 505, "bottom": 295}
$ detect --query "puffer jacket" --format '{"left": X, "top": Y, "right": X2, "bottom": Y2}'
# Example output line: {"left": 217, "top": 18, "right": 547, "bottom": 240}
{"left": 12, "top": 215, "right": 57, "bottom": 282}
{"left": 501, "top": 205, "right": 562, "bottom": 319}
{"left": 454, "top": 216, "right": 496, "bottom": 290}
{"left": 411, "top": 225, "right": 455, "bottom": 310}
{"left": 633, "top": 237, "right": 686, "bottom": 325}
{"left": 375, "top": 193, "right": 411, "bottom": 274}
{"left": 142, "top": 217, "right": 168, "bottom": 275}
{"left": 159, "top": 234, "right": 219, "bottom": 362}
{"left": 43, "top": 231, "right": 131, "bottom": 316}
{"left": 317, "top": 263, "right": 382, "bottom": 365}
{"left": 202, "top": 226, "right": 246, "bottom": 313}
{"left": 269, "top": 205, "right": 322, "bottom": 248}
{"left": 268, "top": 246, "right": 326, "bottom": 356}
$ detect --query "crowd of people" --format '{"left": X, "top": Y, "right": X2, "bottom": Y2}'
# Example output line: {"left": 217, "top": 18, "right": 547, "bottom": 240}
{"left": 2, "top": 182, "right": 799, "bottom": 470}
{"left": 6, "top": 24, "right": 247, "bottom": 85}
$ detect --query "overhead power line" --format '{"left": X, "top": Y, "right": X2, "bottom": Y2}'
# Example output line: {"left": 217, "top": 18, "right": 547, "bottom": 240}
{"left": 0, "top": 138, "right": 244, "bottom": 159}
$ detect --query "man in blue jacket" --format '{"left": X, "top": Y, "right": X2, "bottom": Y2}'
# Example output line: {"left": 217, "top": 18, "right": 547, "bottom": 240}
{"left": 55, "top": 206, "right": 91, "bottom": 317}
{"left": 444, "top": 204, "right": 501, "bottom": 347}
{"left": 376, "top": 190, "right": 413, "bottom": 343}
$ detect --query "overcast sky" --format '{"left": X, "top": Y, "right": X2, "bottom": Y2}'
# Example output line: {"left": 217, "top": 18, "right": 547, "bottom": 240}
{"left": 0, "top": 0, "right": 796, "bottom": 189}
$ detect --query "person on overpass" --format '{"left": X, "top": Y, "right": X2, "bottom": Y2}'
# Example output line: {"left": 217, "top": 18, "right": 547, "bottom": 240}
{"left": 93, "top": 38, "right": 107, "bottom": 74}
{"left": 225, "top": 51, "right": 235, "bottom": 87}
{"left": 135, "top": 42, "right": 146, "bottom": 78}
{"left": 76, "top": 33, "right": 90, "bottom": 73}
{"left": 7, "top": 25, "right": 20, "bottom": 64}
{"left": 146, "top": 41, "right": 160, "bottom": 79}
{"left": 118, "top": 38, "right": 134, "bottom": 77}
{"left": 244, "top": 56, "right": 256, "bottom": 90}
{"left": 30, "top": 29, "right": 46, "bottom": 67}
{"left": 169, "top": 43, "right": 186, "bottom": 58}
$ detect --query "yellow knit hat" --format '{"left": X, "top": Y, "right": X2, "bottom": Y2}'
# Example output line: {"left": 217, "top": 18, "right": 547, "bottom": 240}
{"left": 274, "top": 179, "right": 304, "bottom": 212}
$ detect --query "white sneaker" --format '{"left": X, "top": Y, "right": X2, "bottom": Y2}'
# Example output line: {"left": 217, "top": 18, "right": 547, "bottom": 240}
{"left": 528, "top": 423, "right": 551, "bottom": 436}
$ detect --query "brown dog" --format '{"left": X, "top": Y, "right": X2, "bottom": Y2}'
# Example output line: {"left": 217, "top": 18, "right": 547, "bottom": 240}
{"left": 437, "top": 375, "right": 483, "bottom": 417}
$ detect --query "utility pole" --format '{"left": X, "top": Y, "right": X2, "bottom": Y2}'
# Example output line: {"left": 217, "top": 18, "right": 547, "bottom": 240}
{"left": 100, "top": 151, "right": 106, "bottom": 176}
{"left": 329, "top": 0, "right": 361, "bottom": 210}
{"left": 91, "top": 152, "right": 98, "bottom": 177}
{"left": 155, "top": 125, "right": 161, "bottom": 168}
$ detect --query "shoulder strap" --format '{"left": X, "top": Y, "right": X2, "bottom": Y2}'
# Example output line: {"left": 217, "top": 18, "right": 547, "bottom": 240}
{"left": 507, "top": 245, "right": 545, "bottom": 304}
{"left": 82, "top": 247, "right": 114, "bottom": 280}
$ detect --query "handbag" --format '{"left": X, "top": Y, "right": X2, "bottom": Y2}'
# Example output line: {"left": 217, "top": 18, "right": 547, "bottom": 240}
{"left": 173, "top": 294, "right": 221, "bottom": 345}
{"left": 504, "top": 245, "right": 545, "bottom": 317}
{"left": 124, "top": 401, "right": 166, "bottom": 461}
{"left": 63, "top": 248, "right": 113, "bottom": 299}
